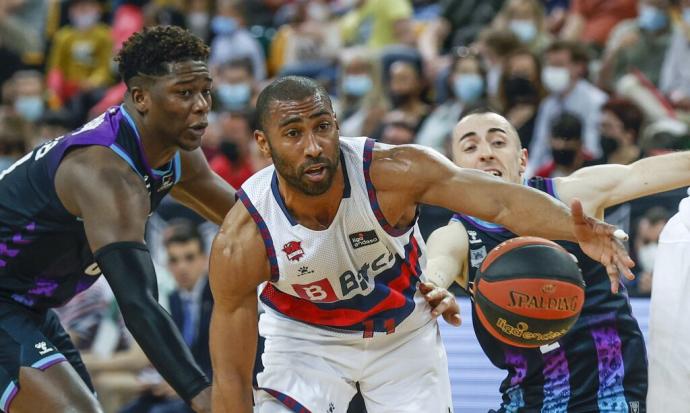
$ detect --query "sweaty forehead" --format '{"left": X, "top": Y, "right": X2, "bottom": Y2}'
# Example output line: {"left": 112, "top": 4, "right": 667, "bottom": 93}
{"left": 268, "top": 94, "right": 333, "bottom": 123}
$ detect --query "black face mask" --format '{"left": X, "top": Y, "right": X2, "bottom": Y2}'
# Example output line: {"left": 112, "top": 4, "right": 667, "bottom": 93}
{"left": 220, "top": 140, "right": 240, "bottom": 162}
{"left": 552, "top": 149, "right": 577, "bottom": 166}
{"left": 389, "top": 92, "right": 412, "bottom": 108}
{"left": 504, "top": 75, "right": 538, "bottom": 106}
{"left": 600, "top": 135, "right": 620, "bottom": 157}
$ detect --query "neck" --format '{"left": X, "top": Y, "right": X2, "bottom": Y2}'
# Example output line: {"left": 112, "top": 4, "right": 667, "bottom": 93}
{"left": 123, "top": 102, "right": 177, "bottom": 168}
{"left": 277, "top": 164, "right": 345, "bottom": 230}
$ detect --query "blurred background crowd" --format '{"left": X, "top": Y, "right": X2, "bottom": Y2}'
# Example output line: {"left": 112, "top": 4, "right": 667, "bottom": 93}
{"left": 1, "top": 0, "right": 688, "bottom": 411}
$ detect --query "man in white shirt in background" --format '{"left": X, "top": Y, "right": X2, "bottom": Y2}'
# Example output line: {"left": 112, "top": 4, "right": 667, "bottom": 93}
{"left": 647, "top": 189, "right": 690, "bottom": 412}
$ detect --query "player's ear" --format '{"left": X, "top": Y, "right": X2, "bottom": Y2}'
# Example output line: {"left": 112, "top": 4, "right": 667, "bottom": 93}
{"left": 254, "top": 130, "right": 271, "bottom": 158}
{"left": 519, "top": 148, "right": 528, "bottom": 174}
{"left": 129, "top": 77, "right": 151, "bottom": 115}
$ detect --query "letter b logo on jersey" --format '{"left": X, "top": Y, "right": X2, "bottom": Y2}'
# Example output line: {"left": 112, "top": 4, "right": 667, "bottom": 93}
{"left": 292, "top": 279, "right": 338, "bottom": 302}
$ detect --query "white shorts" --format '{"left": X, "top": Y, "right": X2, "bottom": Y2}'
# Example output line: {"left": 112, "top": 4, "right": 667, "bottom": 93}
{"left": 254, "top": 312, "right": 453, "bottom": 413}
{"left": 648, "top": 210, "right": 690, "bottom": 412}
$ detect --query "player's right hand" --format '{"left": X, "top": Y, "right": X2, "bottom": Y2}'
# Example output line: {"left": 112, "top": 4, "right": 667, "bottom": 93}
{"left": 570, "top": 199, "right": 635, "bottom": 293}
{"left": 420, "top": 282, "right": 461, "bottom": 326}
{"left": 190, "top": 386, "right": 212, "bottom": 413}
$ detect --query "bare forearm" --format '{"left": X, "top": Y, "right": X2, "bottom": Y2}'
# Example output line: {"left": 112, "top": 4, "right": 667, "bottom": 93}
{"left": 210, "top": 302, "right": 257, "bottom": 413}
{"left": 495, "top": 185, "right": 576, "bottom": 241}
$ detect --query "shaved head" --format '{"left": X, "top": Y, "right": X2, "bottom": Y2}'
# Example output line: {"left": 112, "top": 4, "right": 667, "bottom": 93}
{"left": 451, "top": 110, "right": 527, "bottom": 184}
{"left": 453, "top": 111, "right": 522, "bottom": 149}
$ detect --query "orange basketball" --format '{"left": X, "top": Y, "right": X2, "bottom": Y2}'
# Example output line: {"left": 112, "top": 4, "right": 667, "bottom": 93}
{"left": 473, "top": 236, "right": 585, "bottom": 348}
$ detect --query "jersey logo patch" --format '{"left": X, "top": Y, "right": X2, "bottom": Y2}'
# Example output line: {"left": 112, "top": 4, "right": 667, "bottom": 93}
{"left": 349, "top": 230, "right": 379, "bottom": 249}
{"left": 292, "top": 279, "right": 337, "bottom": 302}
{"left": 282, "top": 241, "right": 305, "bottom": 262}
{"left": 157, "top": 174, "right": 174, "bottom": 192}
{"left": 470, "top": 246, "right": 487, "bottom": 268}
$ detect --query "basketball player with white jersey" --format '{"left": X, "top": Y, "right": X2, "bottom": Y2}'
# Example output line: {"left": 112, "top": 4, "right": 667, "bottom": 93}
{"left": 208, "top": 77, "right": 633, "bottom": 413}
{"left": 648, "top": 189, "right": 690, "bottom": 412}
{"left": 426, "top": 110, "right": 690, "bottom": 412}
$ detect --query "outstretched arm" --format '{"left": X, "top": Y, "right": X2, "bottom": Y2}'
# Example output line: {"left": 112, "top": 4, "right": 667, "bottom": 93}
{"left": 55, "top": 146, "right": 211, "bottom": 412}
{"left": 209, "top": 203, "right": 271, "bottom": 413}
{"left": 555, "top": 151, "right": 690, "bottom": 218}
{"left": 370, "top": 144, "right": 633, "bottom": 287}
{"left": 171, "top": 148, "right": 236, "bottom": 225}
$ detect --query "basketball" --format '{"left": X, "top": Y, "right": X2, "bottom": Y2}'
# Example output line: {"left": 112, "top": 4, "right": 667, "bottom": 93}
{"left": 474, "top": 236, "right": 585, "bottom": 348}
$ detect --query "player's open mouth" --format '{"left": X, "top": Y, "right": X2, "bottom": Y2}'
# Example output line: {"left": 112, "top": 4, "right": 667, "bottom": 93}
{"left": 484, "top": 169, "right": 502, "bottom": 177}
{"left": 304, "top": 164, "right": 327, "bottom": 181}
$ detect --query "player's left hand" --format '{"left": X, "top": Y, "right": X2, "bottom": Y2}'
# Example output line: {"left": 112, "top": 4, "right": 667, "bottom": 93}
{"left": 419, "top": 282, "right": 461, "bottom": 326}
{"left": 570, "top": 199, "right": 635, "bottom": 293}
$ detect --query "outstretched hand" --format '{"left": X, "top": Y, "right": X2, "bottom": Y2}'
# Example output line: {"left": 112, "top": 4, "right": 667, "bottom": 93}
{"left": 419, "top": 282, "right": 461, "bottom": 326}
{"left": 571, "top": 199, "right": 635, "bottom": 293}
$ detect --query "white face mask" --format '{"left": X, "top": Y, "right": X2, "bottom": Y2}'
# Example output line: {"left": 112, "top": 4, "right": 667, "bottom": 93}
{"left": 637, "top": 243, "right": 658, "bottom": 273}
{"left": 542, "top": 66, "right": 571, "bottom": 94}
{"left": 509, "top": 19, "right": 537, "bottom": 43}
{"left": 71, "top": 11, "right": 100, "bottom": 30}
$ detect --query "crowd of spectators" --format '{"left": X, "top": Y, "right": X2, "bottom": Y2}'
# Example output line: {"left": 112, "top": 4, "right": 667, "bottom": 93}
{"left": 2, "top": 0, "right": 689, "bottom": 410}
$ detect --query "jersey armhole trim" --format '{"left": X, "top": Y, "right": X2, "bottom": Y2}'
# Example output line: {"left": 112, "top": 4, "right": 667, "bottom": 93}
{"left": 237, "top": 189, "right": 279, "bottom": 282}
{"left": 362, "top": 138, "right": 416, "bottom": 237}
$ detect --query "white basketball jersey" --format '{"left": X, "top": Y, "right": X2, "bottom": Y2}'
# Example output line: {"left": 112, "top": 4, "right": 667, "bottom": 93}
{"left": 238, "top": 137, "right": 431, "bottom": 337}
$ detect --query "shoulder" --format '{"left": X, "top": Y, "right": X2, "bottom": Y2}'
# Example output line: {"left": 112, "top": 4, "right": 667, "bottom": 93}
{"left": 55, "top": 145, "right": 147, "bottom": 206}
{"left": 213, "top": 202, "right": 265, "bottom": 261}
{"left": 210, "top": 202, "right": 271, "bottom": 287}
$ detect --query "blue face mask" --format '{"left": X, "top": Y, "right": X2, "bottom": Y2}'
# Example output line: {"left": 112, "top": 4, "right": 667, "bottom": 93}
{"left": 211, "top": 16, "right": 238, "bottom": 35}
{"left": 509, "top": 19, "right": 537, "bottom": 43}
{"left": 342, "top": 75, "right": 372, "bottom": 97}
{"left": 14, "top": 96, "right": 44, "bottom": 122}
{"left": 453, "top": 74, "right": 484, "bottom": 103}
{"left": 217, "top": 83, "right": 251, "bottom": 110}
{"left": 638, "top": 5, "right": 668, "bottom": 32}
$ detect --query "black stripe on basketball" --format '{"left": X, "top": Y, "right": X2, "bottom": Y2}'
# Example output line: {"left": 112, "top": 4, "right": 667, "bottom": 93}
{"left": 480, "top": 244, "right": 584, "bottom": 286}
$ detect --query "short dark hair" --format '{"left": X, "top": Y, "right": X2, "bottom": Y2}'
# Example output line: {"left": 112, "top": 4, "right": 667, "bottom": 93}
{"left": 255, "top": 76, "right": 332, "bottom": 131}
{"left": 602, "top": 98, "right": 644, "bottom": 140}
{"left": 163, "top": 219, "right": 205, "bottom": 252}
{"left": 545, "top": 40, "right": 576, "bottom": 59}
{"left": 115, "top": 26, "right": 210, "bottom": 87}
{"left": 550, "top": 112, "right": 582, "bottom": 141}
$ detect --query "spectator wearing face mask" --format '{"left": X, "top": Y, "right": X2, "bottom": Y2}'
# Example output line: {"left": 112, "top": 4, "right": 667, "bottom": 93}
{"left": 527, "top": 40, "right": 607, "bottom": 176}
{"left": 382, "top": 59, "right": 430, "bottom": 133}
{"left": 209, "top": 0, "right": 266, "bottom": 80}
{"left": 416, "top": 51, "right": 486, "bottom": 154}
{"left": 337, "top": 48, "right": 387, "bottom": 138}
{"left": 185, "top": 0, "right": 212, "bottom": 43}
{"left": 534, "top": 112, "right": 601, "bottom": 178}
{"left": 213, "top": 59, "right": 256, "bottom": 113}
{"left": 497, "top": 48, "right": 545, "bottom": 149}
{"left": 209, "top": 111, "right": 259, "bottom": 189}
{"left": 46, "top": 0, "right": 112, "bottom": 104}
{"left": 598, "top": 98, "right": 644, "bottom": 164}
{"left": 476, "top": 28, "right": 522, "bottom": 106}
{"left": 7, "top": 70, "right": 48, "bottom": 124}
{"left": 492, "top": 0, "right": 552, "bottom": 55}
{"left": 631, "top": 206, "right": 671, "bottom": 296}
{"left": 599, "top": 0, "right": 672, "bottom": 90}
